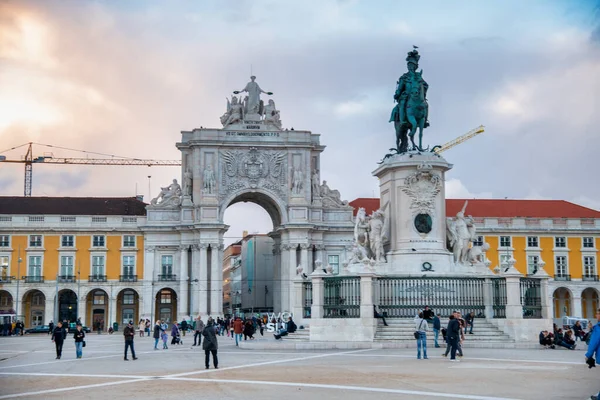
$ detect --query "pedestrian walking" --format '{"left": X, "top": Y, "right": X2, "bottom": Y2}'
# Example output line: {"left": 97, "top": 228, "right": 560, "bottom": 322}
{"left": 464, "top": 312, "right": 475, "bottom": 334}
{"left": 123, "top": 320, "right": 138, "bottom": 361}
{"left": 446, "top": 311, "right": 461, "bottom": 362}
{"left": 48, "top": 320, "right": 54, "bottom": 335}
{"left": 181, "top": 319, "right": 188, "bottom": 336}
{"left": 153, "top": 320, "right": 161, "bottom": 350}
{"left": 193, "top": 315, "right": 204, "bottom": 347}
{"left": 433, "top": 313, "right": 441, "bottom": 348}
{"left": 233, "top": 317, "right": 243, "bottom": 346}
{"left": 584, "top": 308, "right": 600, "bottom": 400}
{"left": 415, "top": 312, "right": 428, "bottom": 359}
{"left": 138, "top": 319, "right": 145, "bottom": 337}
{"left": 202, "top": 318, "right": 219, "bottom": 369}
{"left": 73, "top": 324, "right": 85, "bottom": 359}
{"left": 51, "top": 321, "right": 66, "bottom": 359}
{"left": 171, "top": 322, "right": 181, "bottom": 345}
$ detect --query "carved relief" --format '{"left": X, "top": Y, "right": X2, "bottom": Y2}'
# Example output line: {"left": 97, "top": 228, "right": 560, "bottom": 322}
{"left": 220, "top": 147, "right": 287, "bottom": 199}
{"left": 401, "top": 162, "right": 442, "bottom": 215}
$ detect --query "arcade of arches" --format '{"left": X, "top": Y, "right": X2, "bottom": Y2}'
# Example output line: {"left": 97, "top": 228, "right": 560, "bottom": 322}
{"left": 553, "top": 287, "right": 599, "bottom": 320}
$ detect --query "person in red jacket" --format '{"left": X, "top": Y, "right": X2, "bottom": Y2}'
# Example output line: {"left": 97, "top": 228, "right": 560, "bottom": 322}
{"left": 233, "top": 317, "right": 244, "bottom": 346}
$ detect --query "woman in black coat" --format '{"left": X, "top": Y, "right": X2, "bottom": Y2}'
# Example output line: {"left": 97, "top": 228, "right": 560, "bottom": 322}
{"left": 51, "top": 321, "right": 67, "bottom": 359}
{"left": 153, "top": 320, "right": 161, "bottom": 350}
{"left": 202, "top": 318, "right": 218, "bottom": 369}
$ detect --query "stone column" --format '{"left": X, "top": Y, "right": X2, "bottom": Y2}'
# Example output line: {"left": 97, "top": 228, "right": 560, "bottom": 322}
{"left": 287, "top": 245, "right": 297, "bottom": 313}
{"left": 142, "top": 246, "right": 155, "bottom": 318}
{"left": 78, "top": 297, "right": 87, "bottom": 327}
{"left": 108, "top": 294, "right": 117, "bottom": 330}
{"left": 179, "top": 246, "right": 189, "bottom": 317}
{"left": 315, "top": 245, "right": 324, "bottom": 272}
{"left": 292, "top": 277, "right": 305, "bottom": 322}
{"left": 483, "top": 278, "right": 494, "bottom": 318}
{"left": 300, "top": 244, "right": 309, "bottom": 275}
{"left": 209, "top": 244, "right": 220, "bottom": 316}
{"left": 310, "top": 270, "right": 325, "bottom": 319}
{"left": 272, "top": 246, "right": 281, "bottom": 312}
{"left": 533, "top": 266, "right": 553, "bottom": 320}
{"left": 199, "top": 244, "right": 209, "bottom": 315}
{"left": 215, "top": 244, "right": 224, "bottom": 315}
{"left": 45, "top": 295, "right": 55, "bottom": 326}
{"left": 359, "top": 272, "right": 375, "bottom": 319}
{"left": 504, "top": 264, "right": 523, "bottom": 320}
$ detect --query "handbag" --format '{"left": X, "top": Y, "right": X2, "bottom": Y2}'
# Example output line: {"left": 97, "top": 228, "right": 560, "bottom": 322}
{"left": 82, "top": 340, "right": 86, "bottom": 347}
{"left": 414, "top": 319, "right": 424, "bottom": 339}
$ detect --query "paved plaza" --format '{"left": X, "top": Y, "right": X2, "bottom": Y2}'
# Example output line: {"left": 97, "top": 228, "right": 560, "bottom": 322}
{"left": 0, "top": 334, "right": 597, "bottom": 400}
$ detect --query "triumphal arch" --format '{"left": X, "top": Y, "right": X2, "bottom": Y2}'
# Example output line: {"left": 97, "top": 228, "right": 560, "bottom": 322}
{"left": 143, "top": 76, "right": 354, "bottom": 319}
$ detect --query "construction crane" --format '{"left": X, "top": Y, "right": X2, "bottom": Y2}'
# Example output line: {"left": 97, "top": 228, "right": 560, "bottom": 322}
{"left": 0, "top": 142, "right": 181, "bottom": 196}
{"left": 432, "top": 125, "right": 485, "bottom": 154}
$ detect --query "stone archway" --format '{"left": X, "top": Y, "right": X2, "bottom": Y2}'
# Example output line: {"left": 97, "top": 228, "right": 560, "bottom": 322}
{"left": 21, "top": 290, "right": 45, "bottom": 327}
{"left": 553, "top": 287, "right": 572, "bottom": 319}
{"left": 117, "top": 289, "right": 139, "bottom": 327}
{"left": 155, "top": 288, "right": 177, "bottom": 326}
{"left": 86, "top": 289, "right": 108, "bottom": 329}
{"left": 0, "top": 290, "right": 13, "bottom": 314}
{"left": 58, "top": 289, "right": 77, "bottom": 323}
{"left": 581, "top": 287, "right": 599, "bottom": 320}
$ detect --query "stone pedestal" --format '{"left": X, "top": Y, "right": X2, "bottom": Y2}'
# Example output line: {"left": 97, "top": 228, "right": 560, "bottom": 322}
{"left": 372, "top": 152, "right": 470, "bottom": 275}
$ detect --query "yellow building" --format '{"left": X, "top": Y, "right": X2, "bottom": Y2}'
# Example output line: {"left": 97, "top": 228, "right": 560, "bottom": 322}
{"left": 0, "top": 197, "right": 146, "bottom": 329}
{"left": 350, "top": 198, "right": 600, "bottom": 321}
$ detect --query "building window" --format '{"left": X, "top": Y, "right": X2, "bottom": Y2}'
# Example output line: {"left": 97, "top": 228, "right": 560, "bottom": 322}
{"left": 527, "top": 255, "right": 539, "bottom": 275}
{"left": 555, "top": 256, "right": 567, "bottom": 276}
{"left": 61, "top": 235, "right": 74, "bottom": 247}
{"left": 123, "top": 256, "right": 135, "bottom": 277}
{"left": 60, "top": 256, "right": 74, "bottom": 276}
{"left": 93, "top": 291, "right": 105, "bottom": 305}
{"left": 28, "top": 256, "right": 42, "bottom": 276}
{"left": 92, "top": 256, "right": 105, "bottom": 276}
{"left": 328, "top": 255, "right": 340, "bottom": 275}
{"left": 554, "top": 237, "right": 566, "bottom": 248}
{"left": 32, "top": 294, "right": 43, "bottom": 306}
{"left": 29, "top": 235, "right": 42, "bottom": 247}
{"left": 500, "top": 254, "right": 511, "bottom": 266}
{"left": 0, "top": 235, "right": 9, "bottom": 247}
{"left": 583, "top": 237, "right": 594, "bottom": 248}
{"left": 0, "top": 295, "right": 9, "bottom": 306}
{"left": 122, "top": 290, "right": 135, "bottom": 305}
{"left": 123, "top": 235, "right": 136, "bottom": 247}
{"left": 527, "top": 236, "right": 539, "bottom": 248}
{"left": 122, "top": 308, "right": 134, "bottom": 325}
{"left": 500, "top": 236, "right": 511, "bottom": 247}
{"left": 160, "top": 289, "right": 172, "bottom": 304}
{"left": 161, "top": 255, "right": 173, "bottom": 276}
{"left": 92, "top": 235, "right": 105, "bottom": 247}
{"left": 473, "top": 236, "right": 484, "bottom": 246}
{"left": 0, "top": 256, "right": 8, "bottom": 280}
{"left": 584, "top": 256, "right": 596, "bottom": 277}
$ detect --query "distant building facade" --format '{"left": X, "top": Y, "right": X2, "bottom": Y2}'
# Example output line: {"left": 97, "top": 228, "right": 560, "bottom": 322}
{"left": 222, "top": 241, "right": 241, "bottom": 315}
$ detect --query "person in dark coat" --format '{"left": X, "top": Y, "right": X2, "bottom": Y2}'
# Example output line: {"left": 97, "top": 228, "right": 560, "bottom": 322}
{"left": 181, "top": 319, "right": 188, "bottom": 337}
{"left": 73, "top": 324, "right": 85, "bottom": 359}
{"left": 446, "top": 311, "right": 461, "bottom": 361}
{"left": 48, "top": 320, "right": 54, "bottom": 335}
{"left": 243, "top": 319, "right": 255, "bottom": 340}
{"left": 51, "top": 321, "right": 67, "bottom": 359}
{"left": 202, "top": 318, "right": 218, "bottom": 369}
{"left": 373, "top": 305, "right": 388, "bottom": 326}
{"left": 422, "top": 306, "right": 434, "bottom": 322}
{"left": 153, "top": 320, "right": 161, "bottom": 350}
{"left": 123, "top": 320, "right": 138, "bottom": 361}
{"left": 432, "top": 313, "right": 441, "bottom": 348}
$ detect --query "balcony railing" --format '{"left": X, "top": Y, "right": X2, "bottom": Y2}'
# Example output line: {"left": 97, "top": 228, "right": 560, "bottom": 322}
{"left": 23, "top": 276, "right": 44, "bottom": 283}
{"left": 89, "top": 275, "right": 107, "bottom": 282}
{"left": 583, "top": 275, "right": 599, "bottom": 282}
{"left": 58, "top": 275, "right": 76, "bottom": 283}
{"left": 158, "top": 274, "right": 177, "bottom": 281}
{"left": 120, "top": 275, "right": 138, "bottom": 282}
{"left": 0, "top": 277, "right": 12, "bottom": 284}
{"left": 554, "top": 274, "right": 571, "bottom": 281}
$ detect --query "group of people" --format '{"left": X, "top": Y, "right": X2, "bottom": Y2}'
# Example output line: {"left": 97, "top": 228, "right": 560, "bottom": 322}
{"left": 1, "top": 319, "right": 24, "bottom": 336}
{"left": 539, "top": 321, "right": 594, "bottom": 350}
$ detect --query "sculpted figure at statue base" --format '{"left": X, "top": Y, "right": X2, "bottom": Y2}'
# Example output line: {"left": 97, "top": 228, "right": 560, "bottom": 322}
{"left": 150, "top": 179, "right": 182, "bottom": 208}
{"left": 347, "top": 206, "right": 389, "bottom": 265}
{"left": 446, "top": 200, "right": 479, "bottom": 265}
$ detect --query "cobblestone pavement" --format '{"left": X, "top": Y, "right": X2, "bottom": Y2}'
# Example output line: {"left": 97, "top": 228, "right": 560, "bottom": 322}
{"left": 0, "top": 333, "right": 597, "bottom": 400}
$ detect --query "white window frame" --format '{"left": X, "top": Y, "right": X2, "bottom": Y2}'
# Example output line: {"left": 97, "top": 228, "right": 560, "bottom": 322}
{"left": 500, "top": 236, "right": 511, "bottom": 247}
{"left": 122, "top": 255, "right": 135, "bottom": 277}
{"left": 91, "top": 255, "right": 105, "bottom": 276}
{"left": 123, "top": 235, "right": 136, "bottom": 248}
{"left": 500, "top": 253, "right": 511, "bottom": 266}
{"left": 60, "top": 255, "right": 74, "bottom": 277}
{"left": 28, "top": 255, "right": 43, "bottom": 277}
{"left": 555, "top": 255, "right": 568, "bottom": 277}
{"left": 122, "top": 290, "right": 135, "bottom": 305}
{"left": 0, "top": 235, "right": 10, "bottom": 247}
{"left": 583, "top": 256, "right": 596, "bottom": 277}
{"left": 29, "top": 235, "right": 43, "bottom": 248}
{"left": 161, "top": 255, "right": 173, "bottom": 276}
{"left": 473, "top": 236, "right": 484, "bottom": 246}
{"left": 554, "top": 236, "right": 566, "bottom": 248}
{"left": 61, "top": 235, "right": 75, "bottom": 248}
{"left": 527, "top": 236, "right": 539, "bottom": 248}
{"left": 527, "top": 255, "right": 539, "bottom": 275}
{"left": 92, "top": 235, "right": 106, "bottom": 248}
{"left": 328, "top": 255, "right": 340, "bottom": 275}
{"left": 583, "top": 237, "right": 594, "bottom": 249}
{"left": 0, "top": 255, "right": 9, "bottom": 280}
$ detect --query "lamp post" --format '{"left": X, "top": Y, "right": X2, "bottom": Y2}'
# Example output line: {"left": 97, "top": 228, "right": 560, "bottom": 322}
{"left": 54, "top": 271, "right": 59, "bottom": 323}
{"left": 16, "top": 246, "right": 22, "bottom": 318}
{"left": 77, "top": 261, "right": 81, "bottom": 320}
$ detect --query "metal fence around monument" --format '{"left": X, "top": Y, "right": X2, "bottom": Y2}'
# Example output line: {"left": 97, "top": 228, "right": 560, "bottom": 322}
{"left": 302, "top": 282, "right": 313, "bottom": 319}
{"left": 323, "top": 276, "right": 361, "bottom": 318}
{"left": 520, "top": 278, "right": 542, "bottom": 319}
{"left": 376, "top": 277, "right": 485, "bottom": 318}
{"left": 491, "top": 277, "right": 507, "bottom": 319}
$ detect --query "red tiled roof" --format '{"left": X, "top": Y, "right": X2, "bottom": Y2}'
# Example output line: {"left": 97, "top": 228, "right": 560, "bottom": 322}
{"left": 0, "top": 197, "right": 147, "bottom": 216}
{"left": 349, "top": 198, "right": 600, "bottom": 219}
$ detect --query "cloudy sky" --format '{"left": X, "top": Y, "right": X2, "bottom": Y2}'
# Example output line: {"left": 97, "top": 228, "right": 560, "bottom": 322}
{"left": 1, "top": 0, "right": 599, "bottom": 243}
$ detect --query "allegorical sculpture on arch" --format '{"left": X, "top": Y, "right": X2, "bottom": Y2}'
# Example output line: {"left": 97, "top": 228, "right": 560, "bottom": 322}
{"left": 220, "top": 76, "right": 282, "bottom": 129}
